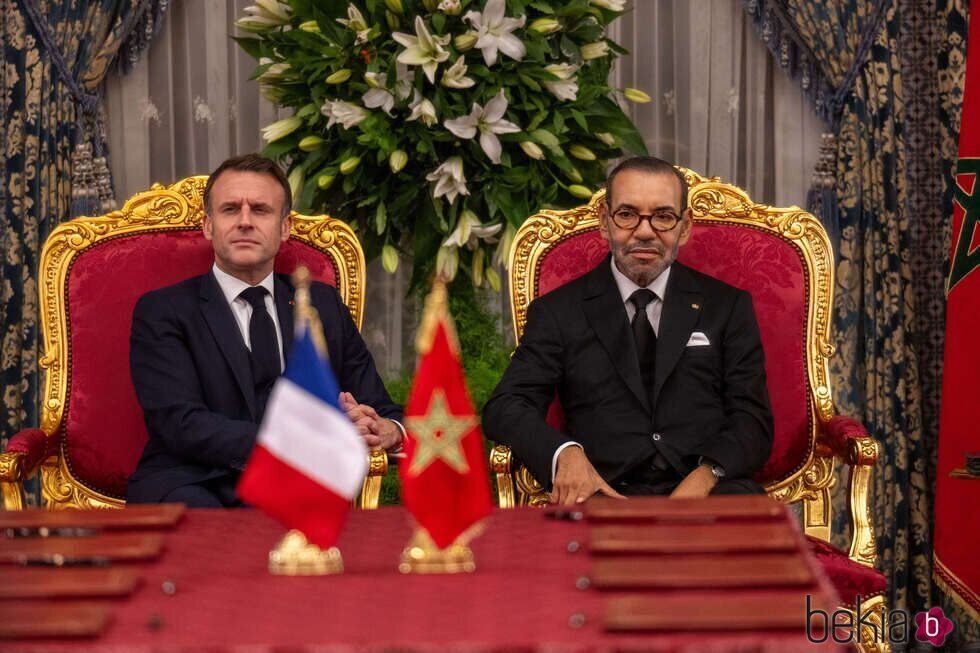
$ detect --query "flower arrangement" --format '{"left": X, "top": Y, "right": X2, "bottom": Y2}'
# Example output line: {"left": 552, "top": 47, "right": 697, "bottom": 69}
{"left": 236, "top": 0, "right": 649, "bottom": 288}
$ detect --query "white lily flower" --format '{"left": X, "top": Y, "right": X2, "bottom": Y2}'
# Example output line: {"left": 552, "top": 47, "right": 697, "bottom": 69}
{"left": 464, "top": 0, "right": 526, "bottom": 67}
{"left": 435, "top": 246, "right": 460, "bottom": 281}
{"left": 261, "top": 116, "right": 302, "bottom": 142}
{"left": 257, "top": 62, "right": 292, "bottom": 82}
{"left": 363, "top": 88, "right": 395, "bottom": 115}
{"left": 444, "top": 90, "right": 521, "bottom": 165}
{"left": 441, "top": 57, "right": 476, "bottom": 89}
{"left": 407, "top": 91, "right": 438, "bottom": 126}
{"left": 321, "top": 100, "right": 370, "bottom": 129}
{"left": 493, "top": 223, "right": 517, "bottom": 267}
{"left": 236, "top": 15, "right": 281, "bottom": 32}
{"left": 443, "top": 210, "right": 503, "bottom": 249}
{"left": 543, "top": 63, "right": 579, "bottom": 101}
{"left": 393, "top": 16, "right": 450, "bottom": 84}
{"left": 590, "top": 0, "right": 627, "bottom": 9}
{"left": 394, "top": 63, "right": 414, "bottom": 100}
{"left": 426, "top": 156, "right": 469, "bottom": 204}
{"left": 237, "top": 0, "right": 290, "bottom": 31}
{"left": 337, "top": 3, "right": 371, "bottom": 44}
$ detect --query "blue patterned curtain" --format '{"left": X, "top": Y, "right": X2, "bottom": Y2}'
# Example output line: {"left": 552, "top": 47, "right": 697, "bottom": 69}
{"left": 743, "top": 0, "right": 972, "bottom": 638}
{"left": 0, "top": 0, "right": 168, "bottom": 501}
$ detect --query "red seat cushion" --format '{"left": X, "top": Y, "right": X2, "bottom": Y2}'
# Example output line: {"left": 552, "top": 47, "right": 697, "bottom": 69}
{"left": 535, "top": 224, "right": 810, "bottom": 485}
{"left": 63, "top": 230, "right": 338, "bottom": 499}
{"left": 806, "top": 536, "right": 888, "bottom": 605}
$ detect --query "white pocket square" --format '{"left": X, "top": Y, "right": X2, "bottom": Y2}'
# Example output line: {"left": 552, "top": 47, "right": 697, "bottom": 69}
{"left": 686, "top": 331, "right": 711, "bottom": 347}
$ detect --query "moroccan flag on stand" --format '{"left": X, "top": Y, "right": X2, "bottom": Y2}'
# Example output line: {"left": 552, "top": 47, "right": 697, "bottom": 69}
{"left": 399, "top": 282, "right": 493, "bottom": 549}
{"left": 238, "top": 280, "right": 367, "bottom": 549}
{"left": 935, "top": 0, "right": 980, "bottom": 624}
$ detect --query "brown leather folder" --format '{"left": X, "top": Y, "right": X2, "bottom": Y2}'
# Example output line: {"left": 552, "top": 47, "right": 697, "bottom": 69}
{"left": 0, "top": 532, "right": 165, "bottom": 564}
{"left": 0, "top": 504, "right": 184, "bottom": 531}
{"left": 0, "top": 601, "right": 113, "bottom": 639}
{"left": 605, "top": 591, "right": 830, "bottom": 631}
{"left": 0, "top": 567, "right": 142, "bottom": 599}
{"left": 585, "top": 496, "right": 784, "bottom": 522}
{"left": 590, "top": 521, "right": 800, "bottom": 555}
{"left": 590, "top": 553, "right": 815, "bottom": 589}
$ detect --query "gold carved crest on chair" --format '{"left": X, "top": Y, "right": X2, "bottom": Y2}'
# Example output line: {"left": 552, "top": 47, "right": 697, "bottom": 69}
{"left": 0, "top": 175, "right": 387, "bottom": 511}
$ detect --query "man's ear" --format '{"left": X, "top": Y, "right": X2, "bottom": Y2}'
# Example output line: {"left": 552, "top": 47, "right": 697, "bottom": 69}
{"left": 677, "top": 208, "right": 693, "bottom": 246}
{"left": 598, "top": 202, "right": 612, "bottom": 242}
{"left": 280, "top": 214, "right": 292, "bottom": 242}
{"left": 202, "top": 214, "right": 213, "bottom": 241}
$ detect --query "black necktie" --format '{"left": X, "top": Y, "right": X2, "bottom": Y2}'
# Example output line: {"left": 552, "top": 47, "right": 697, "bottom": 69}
{"left": 629, "top": 288, "right": 657, "bottom": 390}
{"left": 239, "top": 286, "right": 280, "bottom": 420}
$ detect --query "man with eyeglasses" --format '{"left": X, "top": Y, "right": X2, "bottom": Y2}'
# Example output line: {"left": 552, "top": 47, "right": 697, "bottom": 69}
{"left": 483, "top": 156, "right": 773, "bottom": 504}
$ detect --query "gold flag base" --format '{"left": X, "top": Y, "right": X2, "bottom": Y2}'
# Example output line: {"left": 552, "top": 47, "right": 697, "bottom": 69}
{"left": 398, "top": 528, "right": 476, "bottom": 574}
{"left": 268, "top": 530, "right": 343, "bottom": 575}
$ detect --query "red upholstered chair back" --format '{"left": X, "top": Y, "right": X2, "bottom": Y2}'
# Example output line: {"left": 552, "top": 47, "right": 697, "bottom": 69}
{"left": 502, "top": 169, "right": 839, "bottom": 534}
{"left": 36, "top": 176, "right": 364, "bottom": 508}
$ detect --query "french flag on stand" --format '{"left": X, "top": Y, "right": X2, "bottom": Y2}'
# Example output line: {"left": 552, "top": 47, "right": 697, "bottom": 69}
{"left": 237, "top": 324, "right": 367, "bottom": 549}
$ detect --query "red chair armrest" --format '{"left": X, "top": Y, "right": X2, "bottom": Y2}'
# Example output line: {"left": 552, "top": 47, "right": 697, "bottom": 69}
{"left": 4, "top": 428, "right": 57, "bottom": 474}
{"left": 818, "top": 415, "right": 877, "bottom": 465}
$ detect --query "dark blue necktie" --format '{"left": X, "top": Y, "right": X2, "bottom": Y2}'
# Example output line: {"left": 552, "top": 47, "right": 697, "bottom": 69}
{"left": 239, "top": 286, "right": 279, "bottom": 421}
{"left": 629, "top": 288, "right": 657, "bottom": 390}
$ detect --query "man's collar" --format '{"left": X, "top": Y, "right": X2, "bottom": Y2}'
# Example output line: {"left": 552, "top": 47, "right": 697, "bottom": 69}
{"left": 609, "top": 258, "right": 671, "bottom": 304}
{"left": 211, "top": 263, "right": 275, "bottom": 304}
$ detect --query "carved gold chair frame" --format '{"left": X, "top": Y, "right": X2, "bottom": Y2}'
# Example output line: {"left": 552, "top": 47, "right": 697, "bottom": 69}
{"left": 0, "top": 175, "right": 387, "bottom": 511}
{"left": 491, "top": 168, "right": 880, "bottom": 564}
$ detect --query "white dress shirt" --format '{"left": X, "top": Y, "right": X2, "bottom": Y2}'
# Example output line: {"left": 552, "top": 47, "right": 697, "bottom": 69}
{"left": 551, "top": 262, "right": 673, "bottom": 482}
{"left": 211, "top": 264, "right": 285, "bottom": 372}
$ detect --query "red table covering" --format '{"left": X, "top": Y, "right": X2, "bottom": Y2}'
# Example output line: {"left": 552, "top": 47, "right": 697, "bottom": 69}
{"left": 2, "top": 507, "right": 844, "bottom": 652}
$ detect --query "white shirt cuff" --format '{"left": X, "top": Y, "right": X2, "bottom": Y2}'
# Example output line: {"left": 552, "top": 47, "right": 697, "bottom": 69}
{"left": 552, "top": 441, "right": 583, "bottom": 483}
{"left": 388, "top": 419, "right": 407, "bottom": 456}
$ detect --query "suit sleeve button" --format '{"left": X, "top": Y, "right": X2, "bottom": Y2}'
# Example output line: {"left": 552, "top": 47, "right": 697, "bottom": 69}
{"left": 651, "top": 433, "right": 661, "bottom": 442}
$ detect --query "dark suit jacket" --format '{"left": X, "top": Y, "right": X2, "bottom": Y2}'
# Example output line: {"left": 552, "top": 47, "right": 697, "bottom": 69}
{"left": 127, "top": 270, "right": 401, "bottom": 503}
{"left": 482, "top": 256, "right": 773, "bottom": 489}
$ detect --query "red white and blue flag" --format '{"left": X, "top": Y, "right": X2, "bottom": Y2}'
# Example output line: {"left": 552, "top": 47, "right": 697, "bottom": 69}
{"left": 238, "top": 324, "right": 367, "bottom": 548}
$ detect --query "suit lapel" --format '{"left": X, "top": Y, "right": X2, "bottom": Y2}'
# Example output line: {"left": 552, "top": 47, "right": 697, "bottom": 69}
{"left": 199, "top": 270, "right": 257, "bottom": 419}
{"left": 582, "top": 257, "right": 651, "bottom": 414}
{"left": 652, "top": 263, "right": 703, "bottom": 407}
{"left": 274, "top": 275, "right": 295, "bottom": 359}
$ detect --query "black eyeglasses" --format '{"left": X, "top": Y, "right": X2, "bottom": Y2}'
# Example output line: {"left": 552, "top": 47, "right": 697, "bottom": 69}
{"left": 609, "top": 208, "right": 682, "bottom": 232}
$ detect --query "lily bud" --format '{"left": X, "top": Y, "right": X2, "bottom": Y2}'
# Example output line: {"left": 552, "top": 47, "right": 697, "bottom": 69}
{"left": 298, "top": 20, "right": 320, "bottom": 33}
{"left": 569, "top": 144, "right": 597, "bottom": 161}
{"left": 471, "top": 248, "right": 485, "bottom": 286}
{"left": 340, "top": 156, "right": 362, "bottom": 175}
{"left": 438, "top": 0, "right": 462, "bottom": 15}
{"left": 580, "top": 41, "right": 610, "bottom": 60}
{"left": 384, "top": 0, "right": 404, "bottom": 14}
{"left": 382, "top": 244, "right": 399, "bottom": 273}
{"left": 568, "top": 184, "right": 593, "bottom": 199}
{"left": 454, "top": 32, "right": 478, "bottom": 52}
{"left": 528, "top": 17, "right": 561, "bottom": 34}
{"left": 519, "top": 141, "right": 545, "bottom": 160}
{"left": 261, "top": 115, "right": 303, "bottom": 142}
{"left": 389, "top": 149, "right": 408, "bottom": 173}
{"left": 565, "top": 167, "right": 583, "bottom": 183}
{"left": 317, "top": 174, "right": 336, "bottom": 189}
{"left": 288, "top": 167, "right": 305, "bottom": 202}
{"left": 623, "top": 87, "right": 652, "bottom": 103}
{"left": 486, "top": 266, "right": 501, "bottom": 292}
{"left": 385, "top": 10, "right": 399, "bottom": 30}
{"left": 596, "top": 132, "right": 617, "bottom": 146}
{"left": 298, "top": 135, "right": 324, "bottom": 151}
{"left": 436, "top": 246, "right": 459, "bottom": 281}
{"left": 326, "top": 69, "right": 352, "bottom": 84}
{"left": 422, "top": 0, "right": 439, "bottom": 11}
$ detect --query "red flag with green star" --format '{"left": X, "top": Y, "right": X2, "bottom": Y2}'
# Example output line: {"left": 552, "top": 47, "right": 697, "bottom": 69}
{"left": 935, "top": 0, "right": 980, "bottom": 620}
{"left": 399, "top": 282, "right": 492, "bottom": 548}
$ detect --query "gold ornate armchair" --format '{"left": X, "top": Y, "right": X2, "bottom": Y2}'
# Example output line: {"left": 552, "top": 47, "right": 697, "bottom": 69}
{"left": 0, "top": 176, "right": 387, "bottom": 511}
{"left": 490, "top": 169, "right": 890, "bottom": 649}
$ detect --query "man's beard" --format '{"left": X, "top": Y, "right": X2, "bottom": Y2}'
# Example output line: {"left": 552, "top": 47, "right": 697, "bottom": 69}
{"left": 613, "top": 240, "right": 675, "bottom": 287}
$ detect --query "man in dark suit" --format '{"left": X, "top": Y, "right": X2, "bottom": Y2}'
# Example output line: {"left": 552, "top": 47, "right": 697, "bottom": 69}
{"left": 483, "top": 156, "right": 773, "bottom": 505}
{"left": 127, "top": 154, "right": 402, "bottom": 507}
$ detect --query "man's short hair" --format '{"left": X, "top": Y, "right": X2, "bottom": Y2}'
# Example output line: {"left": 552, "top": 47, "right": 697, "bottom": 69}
{"left": 604, "top": 156, "right": 689, "bottom": 211}
{"left": 203, "top": 153, "right": 292, "bottom": 219}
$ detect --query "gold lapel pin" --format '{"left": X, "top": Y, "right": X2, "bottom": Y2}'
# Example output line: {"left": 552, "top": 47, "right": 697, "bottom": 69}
{"left": 691, "top": 303, "right": 700, "bottom": 310}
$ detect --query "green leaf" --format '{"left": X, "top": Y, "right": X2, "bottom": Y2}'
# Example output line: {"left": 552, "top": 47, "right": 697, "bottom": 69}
{"left": 570, "top": 108, "right": 588, "bottom": 131}
{"left": 529, "top": 1, "right": 555, "bottom": 13}
{"left": 232, "top": 36, "right": 264, "bottom": 60}
{"left": 519, "top": 73, "right": 541, "bottom": 92}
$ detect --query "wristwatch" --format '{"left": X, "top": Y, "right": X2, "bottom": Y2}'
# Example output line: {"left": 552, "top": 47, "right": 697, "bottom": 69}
{"left": 709, "top": 463, "right": 726, "bottom": 479}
